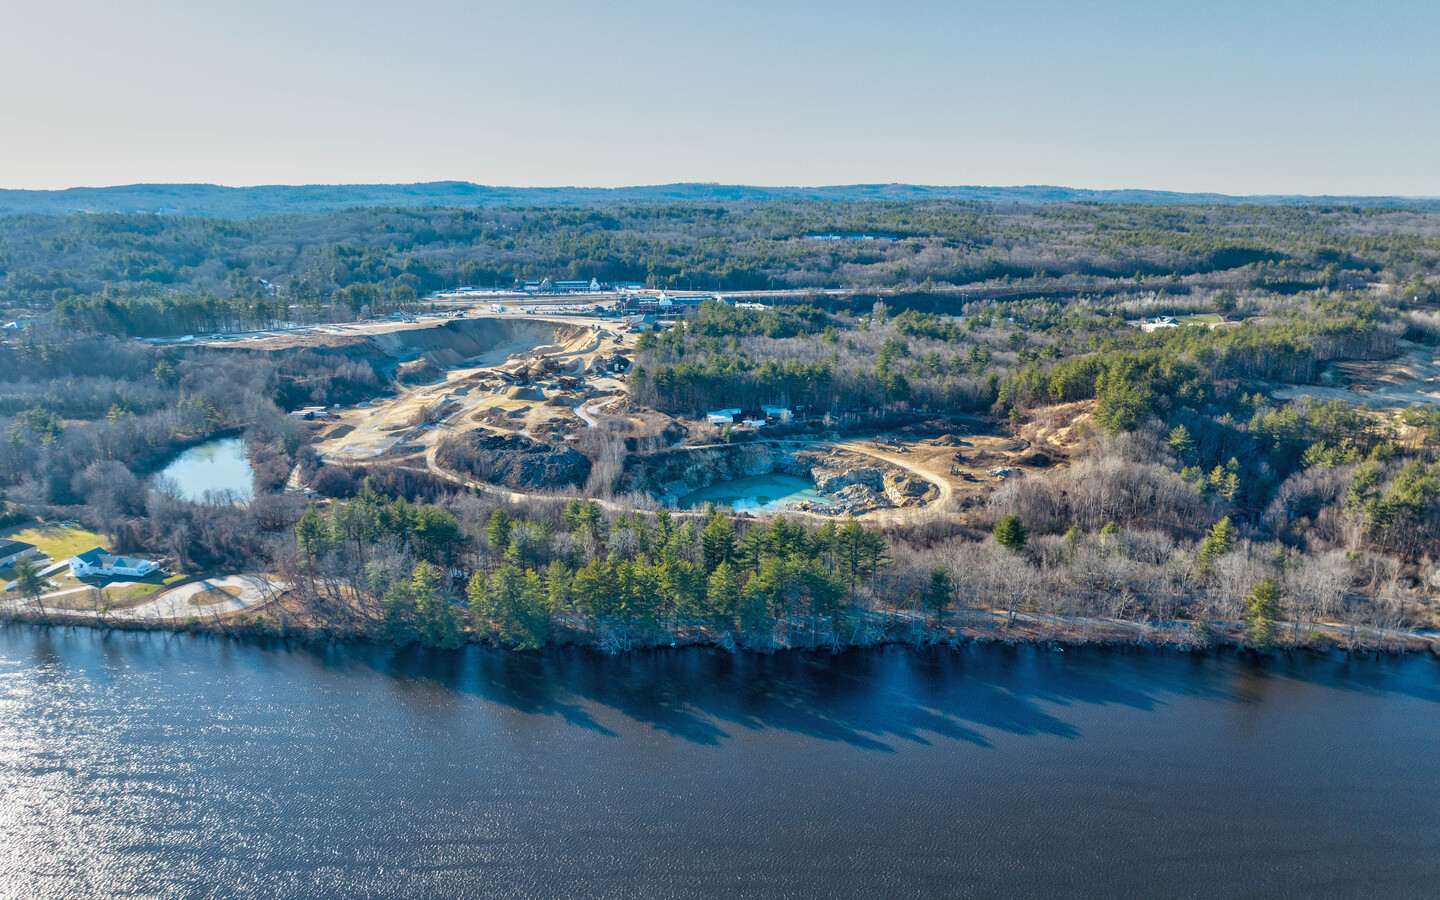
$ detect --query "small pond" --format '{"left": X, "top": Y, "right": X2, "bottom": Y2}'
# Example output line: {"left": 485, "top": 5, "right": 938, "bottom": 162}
{"left": 676, "top": 473, "right": 821, "bottom": 512}
{"left": 155, "top": 437, "right": 254, "bottom": 502}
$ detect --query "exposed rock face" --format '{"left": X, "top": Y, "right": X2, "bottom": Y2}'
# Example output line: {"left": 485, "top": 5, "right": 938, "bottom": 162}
{"left": 621, "top": 442, "right": 939, "bottom": 514}
{"left": 883, "top": 470, "right": 938, "bottom": 507}
{"left": 620, "top": 444, "right": 809, "bottom": 504}
{"left": 812, "top": 464, "right": 887, "bottom": 493}
{"left": 436, "top": 431, "right": 591, "bottom": 490}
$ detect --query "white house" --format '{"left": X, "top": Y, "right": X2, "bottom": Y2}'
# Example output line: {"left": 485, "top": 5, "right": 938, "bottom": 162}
{"left": 0, "top": 540, "right": 42, "bottom": 569}
{"left": 67, "top": 548, "right": 159, "bottom": 579}
{"left": 707, "top": 408, "right": 741, "bottom": 426}
{"left": 761, "top": 405, "right": 793, "bottom": 421}
{"left": 1139, "top": 316, "right": 1179, "bottom": 333}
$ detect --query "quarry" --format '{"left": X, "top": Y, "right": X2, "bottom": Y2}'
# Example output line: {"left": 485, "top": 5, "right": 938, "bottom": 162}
{"left": 198, "top": 312, "right": 1073, "bottom": 520}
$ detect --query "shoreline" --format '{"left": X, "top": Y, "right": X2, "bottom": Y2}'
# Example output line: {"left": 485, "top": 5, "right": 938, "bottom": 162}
{"left": 4, "top": 610, "right": 1436, "bottom": 659}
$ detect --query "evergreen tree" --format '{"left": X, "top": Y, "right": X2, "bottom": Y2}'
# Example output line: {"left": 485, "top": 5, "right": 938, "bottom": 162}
{"left": 411, "top": 562, "right": 462, "bottom": 649}
{"left": 701, "top": 513, "right": 736, "bottom": 575}
{"left": 485, "top": 508, "right": 513, "bottom": 553}
{"left": 295, "top": 505, "right": 330, "bottom": 562}
{"left": 1167, "top": 423, "right": 1196, "bottom": 461}
{"left": 994, "top": 514, "right": 1028, "bottom": 553}
{"left": 12, "top": 557, "right": 45, "bottom": 605}
{"left": 1098, "top": 520, "right": 1123, "bottom": 556}
{"left": 836, "top": 517, "right": 867, "bottom": 597}
{"left": 1243, "top": 576, "right": 1282, "bottom": 650}
{"left": 705, "top": 560, "right": 740, "bottom": 630}
{"left": 927, "top": 567, "right": 952, "bottom": 624}
{"left": 545, "top": 560, "right": 573, "bottom": 614}
{"left": 1196, "top": 516, "right": 1238, "bottom": 573}
{"left": 381, "top": 579, "right": 417, "bottom": 643}
{"left": 1061, "top": 525, "right": 1082, "bottom": 562}
{"left": 738, "top": 580, "right": 773, "bottom": 640}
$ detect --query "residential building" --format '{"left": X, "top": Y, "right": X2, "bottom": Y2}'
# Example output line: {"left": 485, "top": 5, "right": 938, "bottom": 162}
{"left": 0, "top": 540, "right": 42, "bottom": 569}
{"left": 67, "top": 548, "right": 160, "bottom": 579}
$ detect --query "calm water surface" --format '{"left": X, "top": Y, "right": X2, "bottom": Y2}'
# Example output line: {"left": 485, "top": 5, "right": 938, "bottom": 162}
{"left": 1, "top": 627, "right": 1438, "bottom": 899}
{"left": 155, "top": 437, "right": 253, "bottom": 502}
{"left": 677, "top": 473, "right": 822, "bottom": 512}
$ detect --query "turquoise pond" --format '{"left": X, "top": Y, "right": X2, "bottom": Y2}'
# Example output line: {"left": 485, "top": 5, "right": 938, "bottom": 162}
{"left": 676, "top": 474, "right": 822, "bottom": 512}
{"left": 155, "top": 437, "right": 254, "bottom": 502}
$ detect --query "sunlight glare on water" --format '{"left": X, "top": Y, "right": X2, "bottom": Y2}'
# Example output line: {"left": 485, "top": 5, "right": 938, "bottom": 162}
{"left": 1, "top": 627, "right": 1439, "bottom": 898}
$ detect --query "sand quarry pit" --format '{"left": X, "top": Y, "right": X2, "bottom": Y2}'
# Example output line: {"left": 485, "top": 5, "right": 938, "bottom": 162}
{"left": 1270, "top": 341, "right": 1440, "bottom": 409}
{"left": 313, "top": 316, "right": 631, "bottom": 462}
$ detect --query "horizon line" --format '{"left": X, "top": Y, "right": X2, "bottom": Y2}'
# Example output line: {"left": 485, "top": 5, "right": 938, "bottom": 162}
{"left": 3, "top": 180, "right": 1438, "bottom": 201}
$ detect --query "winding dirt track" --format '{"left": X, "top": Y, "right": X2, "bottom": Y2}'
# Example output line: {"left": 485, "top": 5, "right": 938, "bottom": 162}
{"left": 419, "top": 436, "right": 971, "bottom": 523}
{"left": 574, "top": 396, "right": 620, "bottom": 427}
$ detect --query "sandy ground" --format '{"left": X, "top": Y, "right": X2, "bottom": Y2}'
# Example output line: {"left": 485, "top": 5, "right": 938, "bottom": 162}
{"left": 1271, "top": 340, "right": 1440, "bottom": 409}
{"left": 315, "top": 315, "right": 632, "bottom": 462}
{"left": 294, "top": 311, "right": 1066, "bottom": 525}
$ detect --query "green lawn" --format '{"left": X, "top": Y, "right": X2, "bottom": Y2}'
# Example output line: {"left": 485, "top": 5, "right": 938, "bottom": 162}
{"left": 2, "top": 524, "right": 110, "bottom": 563}
{"left": 1, "top": 525, "right": 190, "bottom": 600}
{"left": 1179, "top": 314, "right": 1223, "bottom": 325}
{"left": 121, "top": 573, "right": 188, "bottom": 600}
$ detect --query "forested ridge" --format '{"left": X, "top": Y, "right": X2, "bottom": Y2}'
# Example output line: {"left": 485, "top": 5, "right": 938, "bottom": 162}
{"left": 3, "top": 201, "right": 1439, "bottom": 337}
{"left": 5, "top": 181, "right": 1437, "bottom": 217}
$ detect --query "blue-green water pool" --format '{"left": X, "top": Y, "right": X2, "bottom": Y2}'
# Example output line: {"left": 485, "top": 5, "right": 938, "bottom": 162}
{"left": 676, "top": 473, "right": 821, "bottom": 512}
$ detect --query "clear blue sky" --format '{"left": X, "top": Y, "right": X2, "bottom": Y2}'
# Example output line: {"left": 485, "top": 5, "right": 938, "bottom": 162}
{"left": 5, "top": 0, "right": 1437, "bottom": 194}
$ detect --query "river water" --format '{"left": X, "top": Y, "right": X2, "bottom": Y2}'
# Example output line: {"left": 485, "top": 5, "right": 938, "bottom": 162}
{"left": 1, "top": 627, "right": 1437, "bottom": 899}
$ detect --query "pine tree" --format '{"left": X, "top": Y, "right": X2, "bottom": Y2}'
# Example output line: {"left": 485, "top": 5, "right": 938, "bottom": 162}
{"left": 411, "top": 562, "right": 462, "bottom": 649}
{"left": 738, "top": 580, "right": 773, "bottom": 640}
{"left": 485, "top": 508, "right": 512, "bottom": 554}
{"left": 545, "top": 560, "right": 573, "bottom": 614}
{"left": 1244, "top": 576, "right": 1282, "bottom": 650}
{"left": 927, "top": 567, "right": 952, "bottom": 624}
{"left": 705, "top": 560, "right": 740, "bottom": 630}
{"left": 1098, "top": 520, "right": 1123, "bottom": 556}
{"left": 701, "top": 513, "right": 736, "bottom": 575}
{"left": 12, "top": 557, "right": 45, "bottom": 605}
{"left": 1196, "top": 517, "right": 1237, "bottom": 573}
{"left": 1061, "top": 525, "right": 1082, "bottom": 562}
{"left": 1167, "top": 424, "right": 1195, "bottom": 462}
{"left": 994, "top": 514, "right": 1028, "bottom": 553}
{"left": 294, "top": 505, "right": 330, "bottom": 562}
{"left": 382, "top": 579, "right": 417, "bottom": 643}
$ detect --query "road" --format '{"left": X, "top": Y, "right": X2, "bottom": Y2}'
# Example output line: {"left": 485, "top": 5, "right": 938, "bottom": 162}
{"left": 574, "top": 396, "right": 620, "bottom": 427}
{"left": 5, "top": 575, "right": 287, "bottom": 623}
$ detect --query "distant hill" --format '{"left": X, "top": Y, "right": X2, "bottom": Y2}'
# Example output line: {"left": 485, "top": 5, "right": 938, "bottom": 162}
{"left": 2, "top": 181, "right": 1437, "bottom": 217}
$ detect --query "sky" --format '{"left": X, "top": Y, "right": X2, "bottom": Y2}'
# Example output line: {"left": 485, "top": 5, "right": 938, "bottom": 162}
{"left": 3, "top": 0, "right": 1438, "bottom": 195}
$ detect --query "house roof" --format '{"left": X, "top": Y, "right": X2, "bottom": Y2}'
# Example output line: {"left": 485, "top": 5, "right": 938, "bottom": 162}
{"left": 69, "top": 548, "right": 156, "bottom": 571}
{"left": 0, "top": 539, "right": 37, "bottom": 558}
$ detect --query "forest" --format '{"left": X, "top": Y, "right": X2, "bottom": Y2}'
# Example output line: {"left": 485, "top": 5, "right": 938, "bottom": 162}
{"left": 3, "top": 197, "right": 1440, "bottom": 652}
{"left": 2, "top": 199, "right": 1439, "bottom": 338}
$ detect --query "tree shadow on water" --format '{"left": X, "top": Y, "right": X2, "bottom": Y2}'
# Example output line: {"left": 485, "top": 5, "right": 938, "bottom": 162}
{"left": 17, "top": 626, "right": 1440, "bottom": 752}
{"left": 291, "top": 641, "right": 1249, "bottom": 751}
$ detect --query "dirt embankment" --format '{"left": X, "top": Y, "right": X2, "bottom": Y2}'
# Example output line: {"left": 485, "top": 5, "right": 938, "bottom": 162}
{"left": 204, "top": 318, "right": 591, "bottom": 370}
{"left": 435, "top": 431, "right": 591, "bottom": 490}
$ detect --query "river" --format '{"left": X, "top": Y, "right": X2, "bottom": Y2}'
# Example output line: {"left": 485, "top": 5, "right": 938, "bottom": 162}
{"left": 1, "top": 627, "right": 1437, "bottom": 898}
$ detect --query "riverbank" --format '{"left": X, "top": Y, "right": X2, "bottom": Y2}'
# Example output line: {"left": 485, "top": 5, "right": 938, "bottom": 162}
{"left": 4, "top": 600, "right": 1436, "bottom": 657}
